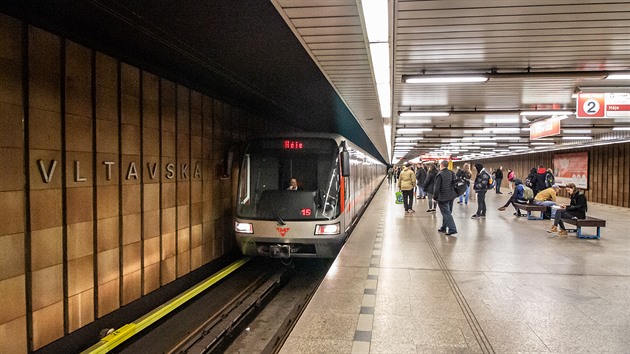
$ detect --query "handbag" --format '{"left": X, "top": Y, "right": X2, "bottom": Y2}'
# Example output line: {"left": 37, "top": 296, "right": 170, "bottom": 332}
{"left": 395, "top": 191, "right": 403, "bottom": 204}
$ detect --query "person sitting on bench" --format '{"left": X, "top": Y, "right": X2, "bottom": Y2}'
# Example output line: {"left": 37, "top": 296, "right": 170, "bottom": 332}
{"left": 547, "top": 182, "right": 588, "bottom": 238}
{"left": 497, "top": 179, "right": 531, "bottom": 217}
{"left": 533, "top": 184, "right": 560, "bottom": 219}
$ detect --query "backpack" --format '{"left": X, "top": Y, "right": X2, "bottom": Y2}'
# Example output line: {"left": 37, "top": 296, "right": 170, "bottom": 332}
{"left": 487, "top": 174, "right": 494, "bottom": 190}
{"left": 544, "top": 172, "right": 555, "bottom": 188}
{"left": 522, "top": 186, "right": 534, "bottom": 200}
{"left": 452, "top": 171, "right": 467, "bottom": 197}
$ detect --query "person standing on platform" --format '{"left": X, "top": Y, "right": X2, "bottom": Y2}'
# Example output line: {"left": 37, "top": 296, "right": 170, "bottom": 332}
{"left": 471, "top": 163, "right": 491, "bottom": 219}
{"left": 507, "top": 168, "right": 515, "bottom": 194}
{"left": 397, "top": 163, "right": 416, "bottom": 213}
{"left": 456, "top": 163, "right": 472, "bottom": 205}
{"left": 423, "top": 163, "right": 438, "bottom": 212}
{"left": 495, "top": 166, "right": 504, "bottom": 194}
{"left": 416, "top": 163, "right": 427, "bottom": 199}
{"left": 434, "top": 160, "right": 458, "bottom": 235}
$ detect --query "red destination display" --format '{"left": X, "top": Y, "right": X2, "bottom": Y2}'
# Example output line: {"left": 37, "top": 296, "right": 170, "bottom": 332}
{"left": 284, "top": 140, "right": 304, "bottom": 149}
{"left": 301, "top": 208, "right": 311, "bottom": 216}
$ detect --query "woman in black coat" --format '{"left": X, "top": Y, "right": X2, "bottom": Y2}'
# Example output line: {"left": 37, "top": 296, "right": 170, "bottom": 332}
{"left": 547, "top": 182, "right": 588, "bottom": 237}
{"left": 423, "top": 164, "right": 438, "bottom": 212}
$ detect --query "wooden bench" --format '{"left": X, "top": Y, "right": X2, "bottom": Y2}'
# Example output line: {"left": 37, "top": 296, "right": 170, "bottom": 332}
{"left": 513, "top": 203, "right": 548, "bottom": 220}
{"left": 562, "top": 216, "right": 606, "bottom": 239}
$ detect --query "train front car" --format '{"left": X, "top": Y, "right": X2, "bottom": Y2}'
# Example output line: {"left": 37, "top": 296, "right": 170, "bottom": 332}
{"left": 234, "top": 136, "right": 347, "bottom": 258}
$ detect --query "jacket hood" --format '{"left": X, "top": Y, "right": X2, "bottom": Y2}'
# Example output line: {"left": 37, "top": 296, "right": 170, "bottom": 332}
{"left": 514, "top": 178, "right": 522, "bottom": 185}
{"left": 537, "top": 167, "right": 547, "bottom": 174}
{"left": 474, "top": 163, "right": 484, "bottom": 172}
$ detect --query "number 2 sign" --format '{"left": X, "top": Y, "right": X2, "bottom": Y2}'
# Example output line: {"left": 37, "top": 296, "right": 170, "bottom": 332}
{"left": 576, "top": 93, "right": 605, "bottom": 118}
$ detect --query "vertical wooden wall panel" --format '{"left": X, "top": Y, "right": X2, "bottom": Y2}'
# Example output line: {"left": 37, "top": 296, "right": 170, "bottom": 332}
{"left": 0, "top": 14, "right": 27, "bottom": 354}
{"left": 28, "top": 26, "right": 65, "bottom": 350}
{"left": 142, "top": 72, "right": 160, "bottom": 295}
{"left": 95, "top": 53, "right": 120, "bottom": 318}
{"left": 160, "top": 79, "right": 177, "bottom": 285}
{"left": 64, "top": 40, "right": 95, "bottom": 333}
{"left": 190, "top": 91, "right": 203, "bottom": 271}
{"left": 120, "top": 63, "right": 141, "bottom": 305}
{"left": 202, "top": 96, "right": 215, "bottom": 264}
{"left": 176, "top": 85, "right": 191, "bottom": 278}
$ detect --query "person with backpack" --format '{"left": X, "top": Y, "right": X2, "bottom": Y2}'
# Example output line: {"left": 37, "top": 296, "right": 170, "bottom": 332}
{"left": 416, "top": 163, "right": 427, "bottom": 199}
{"left": 545, "top": 168, "right": 555, "bottom": 188}
{"left": 433, "top": 160, "right": 458, "bottom": 235}
{"left": 497, "top": 179, "right": 530, "bottom": 217}
{"left": 456, "top": 163, "right": 472, "bottom": 205}
{"left": 471, "top": 163, "right": 491, "bottom": 219}
{"left": 534, "top": 165, "right": 549, "bottom": 195}
{"left": 525, "top": 167, "right": 537, "bottom": 193}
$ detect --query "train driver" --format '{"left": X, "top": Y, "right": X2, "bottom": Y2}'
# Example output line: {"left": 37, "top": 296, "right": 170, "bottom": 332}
{"left": 287, "top": 178, "right": 301, "bottom": 190}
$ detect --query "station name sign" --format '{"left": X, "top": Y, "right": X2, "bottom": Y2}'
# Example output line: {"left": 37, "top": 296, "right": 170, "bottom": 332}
{"left": 37, "top": 160, "right": 202, "bottom": 183}
{"left": 530, "top": 117, "right": 561, "bottom": 140}
{"left": 576, "top": 93, "right": 630, "bottom": 118}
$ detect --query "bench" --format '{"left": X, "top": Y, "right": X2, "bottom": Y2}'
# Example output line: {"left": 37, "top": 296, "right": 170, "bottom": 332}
{"left": 513, "top": 203, "right": 548, "bottom": 220}
{"left": 562, "top": 216, "right": 606, "bottom": 239}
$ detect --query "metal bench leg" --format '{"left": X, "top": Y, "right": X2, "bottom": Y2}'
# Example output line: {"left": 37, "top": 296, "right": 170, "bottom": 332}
{"left": 576, "top": 226, "right": 602, "bottom": 239}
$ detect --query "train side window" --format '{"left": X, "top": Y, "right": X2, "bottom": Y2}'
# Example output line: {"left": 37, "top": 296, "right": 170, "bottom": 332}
{"left": 239, "top": 154, "right": 251, "bottom": 204}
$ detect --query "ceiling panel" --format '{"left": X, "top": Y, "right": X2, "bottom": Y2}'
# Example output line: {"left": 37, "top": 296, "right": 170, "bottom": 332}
{"left": 274, "top": 0, "right": 630, "bottom": 163}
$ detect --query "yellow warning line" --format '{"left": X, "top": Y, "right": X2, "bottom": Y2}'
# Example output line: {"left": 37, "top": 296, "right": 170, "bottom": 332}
{"left": 81, "top": 257, "right": 251, "bottom": 354}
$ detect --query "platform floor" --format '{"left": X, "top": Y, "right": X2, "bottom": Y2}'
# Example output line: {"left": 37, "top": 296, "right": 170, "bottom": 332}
{"left": 280, "top": 182, "right": 630, "bottom": 353}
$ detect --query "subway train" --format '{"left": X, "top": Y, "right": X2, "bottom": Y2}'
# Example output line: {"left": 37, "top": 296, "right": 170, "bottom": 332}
{"left": 234, "top": 133, "right": 386, "bottom": 258}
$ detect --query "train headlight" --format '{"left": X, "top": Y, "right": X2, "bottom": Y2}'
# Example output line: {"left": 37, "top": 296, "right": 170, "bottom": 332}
{"left": 235, "top": 222, "right": 253, "bottom": 234}
{"left": 315, "top": 223, "right": 340, "bottom": 235}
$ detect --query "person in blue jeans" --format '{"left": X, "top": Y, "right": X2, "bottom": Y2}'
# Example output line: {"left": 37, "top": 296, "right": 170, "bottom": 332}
{"left": 433, "top": 160, "right": 458, "bottom": 235}
{"left": 456, "top": 163, "right": 472, "bottom": 205}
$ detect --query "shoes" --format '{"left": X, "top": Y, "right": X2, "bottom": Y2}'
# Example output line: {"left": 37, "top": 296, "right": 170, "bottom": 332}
{"left": 409, "top": 209, "right": 415, "bottom": 213}
{"left": 416, "top": 196, "right": 420, "bottom": 199}
{"left": 431, "top": 209, "right": 437, "bottom": 212}
{"left": 498, "top": 207, "right": 506, "bottom": 211}
{"left": 558, "top": 229, "right": 568, "bottom": 238}
{"left": 513, "top": 212, "right": 524, "bottom": 217}
{"left": 479, "top": 214, "right": 486, "bottom": 218}
{"left": 426, "top": 209, "right": 432, "bottom": 212}
{"left": 438, "top": 228, "right": 446, "bottom": 233}
{"left": 547, "top": 225, "right": 558, "bottom": 233}
{"left": 471, "top": 214, "right": 479, "bottom": 219}
{"left": 457, "top": 201, "right": 463, "bottom": 204}
{"left": 446, "top": 231, "right": 458, "bottom": 236}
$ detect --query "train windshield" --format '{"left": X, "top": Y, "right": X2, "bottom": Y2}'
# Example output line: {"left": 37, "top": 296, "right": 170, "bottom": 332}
{"left": 237, "top": 138, "right": 341, "bottom": 221}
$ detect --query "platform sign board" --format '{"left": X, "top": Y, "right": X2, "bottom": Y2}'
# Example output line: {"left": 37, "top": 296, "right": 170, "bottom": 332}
{"left": 576, "top": 93, "right": 630, "bottom": 118}
{"left": 553, "top": 151, "right": 589, "bottom": 189}
{"left": 530, "top": 117, "right": 561, "bottom": 139}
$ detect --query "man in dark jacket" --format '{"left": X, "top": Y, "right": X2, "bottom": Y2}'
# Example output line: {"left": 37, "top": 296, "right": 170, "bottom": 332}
{"left": 434, "top": 160, "right": 458, "bottom": 235}
{"left": 534, "top": 165, "right": 548, "bottom": 195}
{"left": 472, "top": 163, "right": 490, "bottom": 219}
{"left": 495, "top": 166, "right": 504, "bottom": 194}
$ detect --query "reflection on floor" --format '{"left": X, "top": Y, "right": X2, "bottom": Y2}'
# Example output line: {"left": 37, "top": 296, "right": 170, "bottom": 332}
{"left": 281, "top": 182, "right": 630, "bottom": 353}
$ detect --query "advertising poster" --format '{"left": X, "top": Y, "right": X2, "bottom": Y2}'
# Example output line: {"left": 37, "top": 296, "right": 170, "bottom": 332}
{"left": 553, "top": 152, "right": 589, "bottom": 189}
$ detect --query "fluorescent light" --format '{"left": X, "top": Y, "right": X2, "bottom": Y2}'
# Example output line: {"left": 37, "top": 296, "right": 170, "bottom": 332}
{"left": 404, "top": 75, "right": 488, "bottom": 84}
{"left": 606, "top": 73, "right": 630, "bottom": 80}
{"left": 463, "top": 137, "right": 493, "bottom": 140}
{"left": 520, "top": 110, "right": 574, "bottom": 116}
{"left": 493, "top": 137, "right": 521, "bottom": 140}
{"left": 398, "top": 118, "right": 432, "bottom": 124}
{"left": 612, "top": 127, "right": 630, "bottom": 131}
{"left": 484, "top": 116, "right": 520, "bottom": 123}
{"left": 376, "top": 82, "right": 391, "bottom": 118}
{"left": 474, "top": 142, "right": 498, "bottom": 146}
{"left": 483, "top": 128, "right": 521, "bottom": 133}
{"left": 361, "top": 0, "right": 388, "bottom": 42}
{"left": 370, "top": 43, "right": 389, "bottom": 82}
{"left": 508, "top": 146, "right": 529, "bottom": 149}
{"left": 399, "top": 111, "right": 450, "bottom": 117}
{"left": 463, "top": 129, "right": 484, "bottom": 134}
{"left": 563, "top": 129, "right": 592, "bottom": 133}
{"left": 562, "top": 136, "right": 592, "bottom": 140}
{"left": 530, "top": 142, "right": 555, "bottom": 145}
{"left": 521, "top": 128, "right": 531, "bottom": 131}
{"left": 495, "top": 149, "right": 510, "bottom": 152}
{"left": 395, "top": 137, "right": 423, "bottom": 141}
{"left": 551, "top": 114, "right": 569, "bottom": 121}
{"left": 397, "top": 128, "right": 433, "bottom": 133}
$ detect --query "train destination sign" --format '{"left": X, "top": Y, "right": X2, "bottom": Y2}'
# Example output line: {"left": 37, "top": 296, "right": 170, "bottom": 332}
{"left": 530, "top": 116, "right": 561, "bottom": 140}
{"left": 576, "top": 92, "right": 630, "bottom": 118}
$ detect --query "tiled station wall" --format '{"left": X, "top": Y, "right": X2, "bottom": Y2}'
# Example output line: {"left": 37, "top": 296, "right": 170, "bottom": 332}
{"left": 0, "top": 16, "right": 287, "bottom": 352}
{"left": 462, "top": 142, "right": 630, "bottom": 208}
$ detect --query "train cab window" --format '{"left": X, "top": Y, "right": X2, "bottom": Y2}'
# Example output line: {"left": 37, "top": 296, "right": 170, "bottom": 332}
{"left": 237, "top": 138, "right": 342, "bottom": 221}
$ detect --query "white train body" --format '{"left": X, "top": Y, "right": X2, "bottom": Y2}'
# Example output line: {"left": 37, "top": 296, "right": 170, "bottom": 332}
{"left": 234, "top": 134, "right": 385, "bottom": 258}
